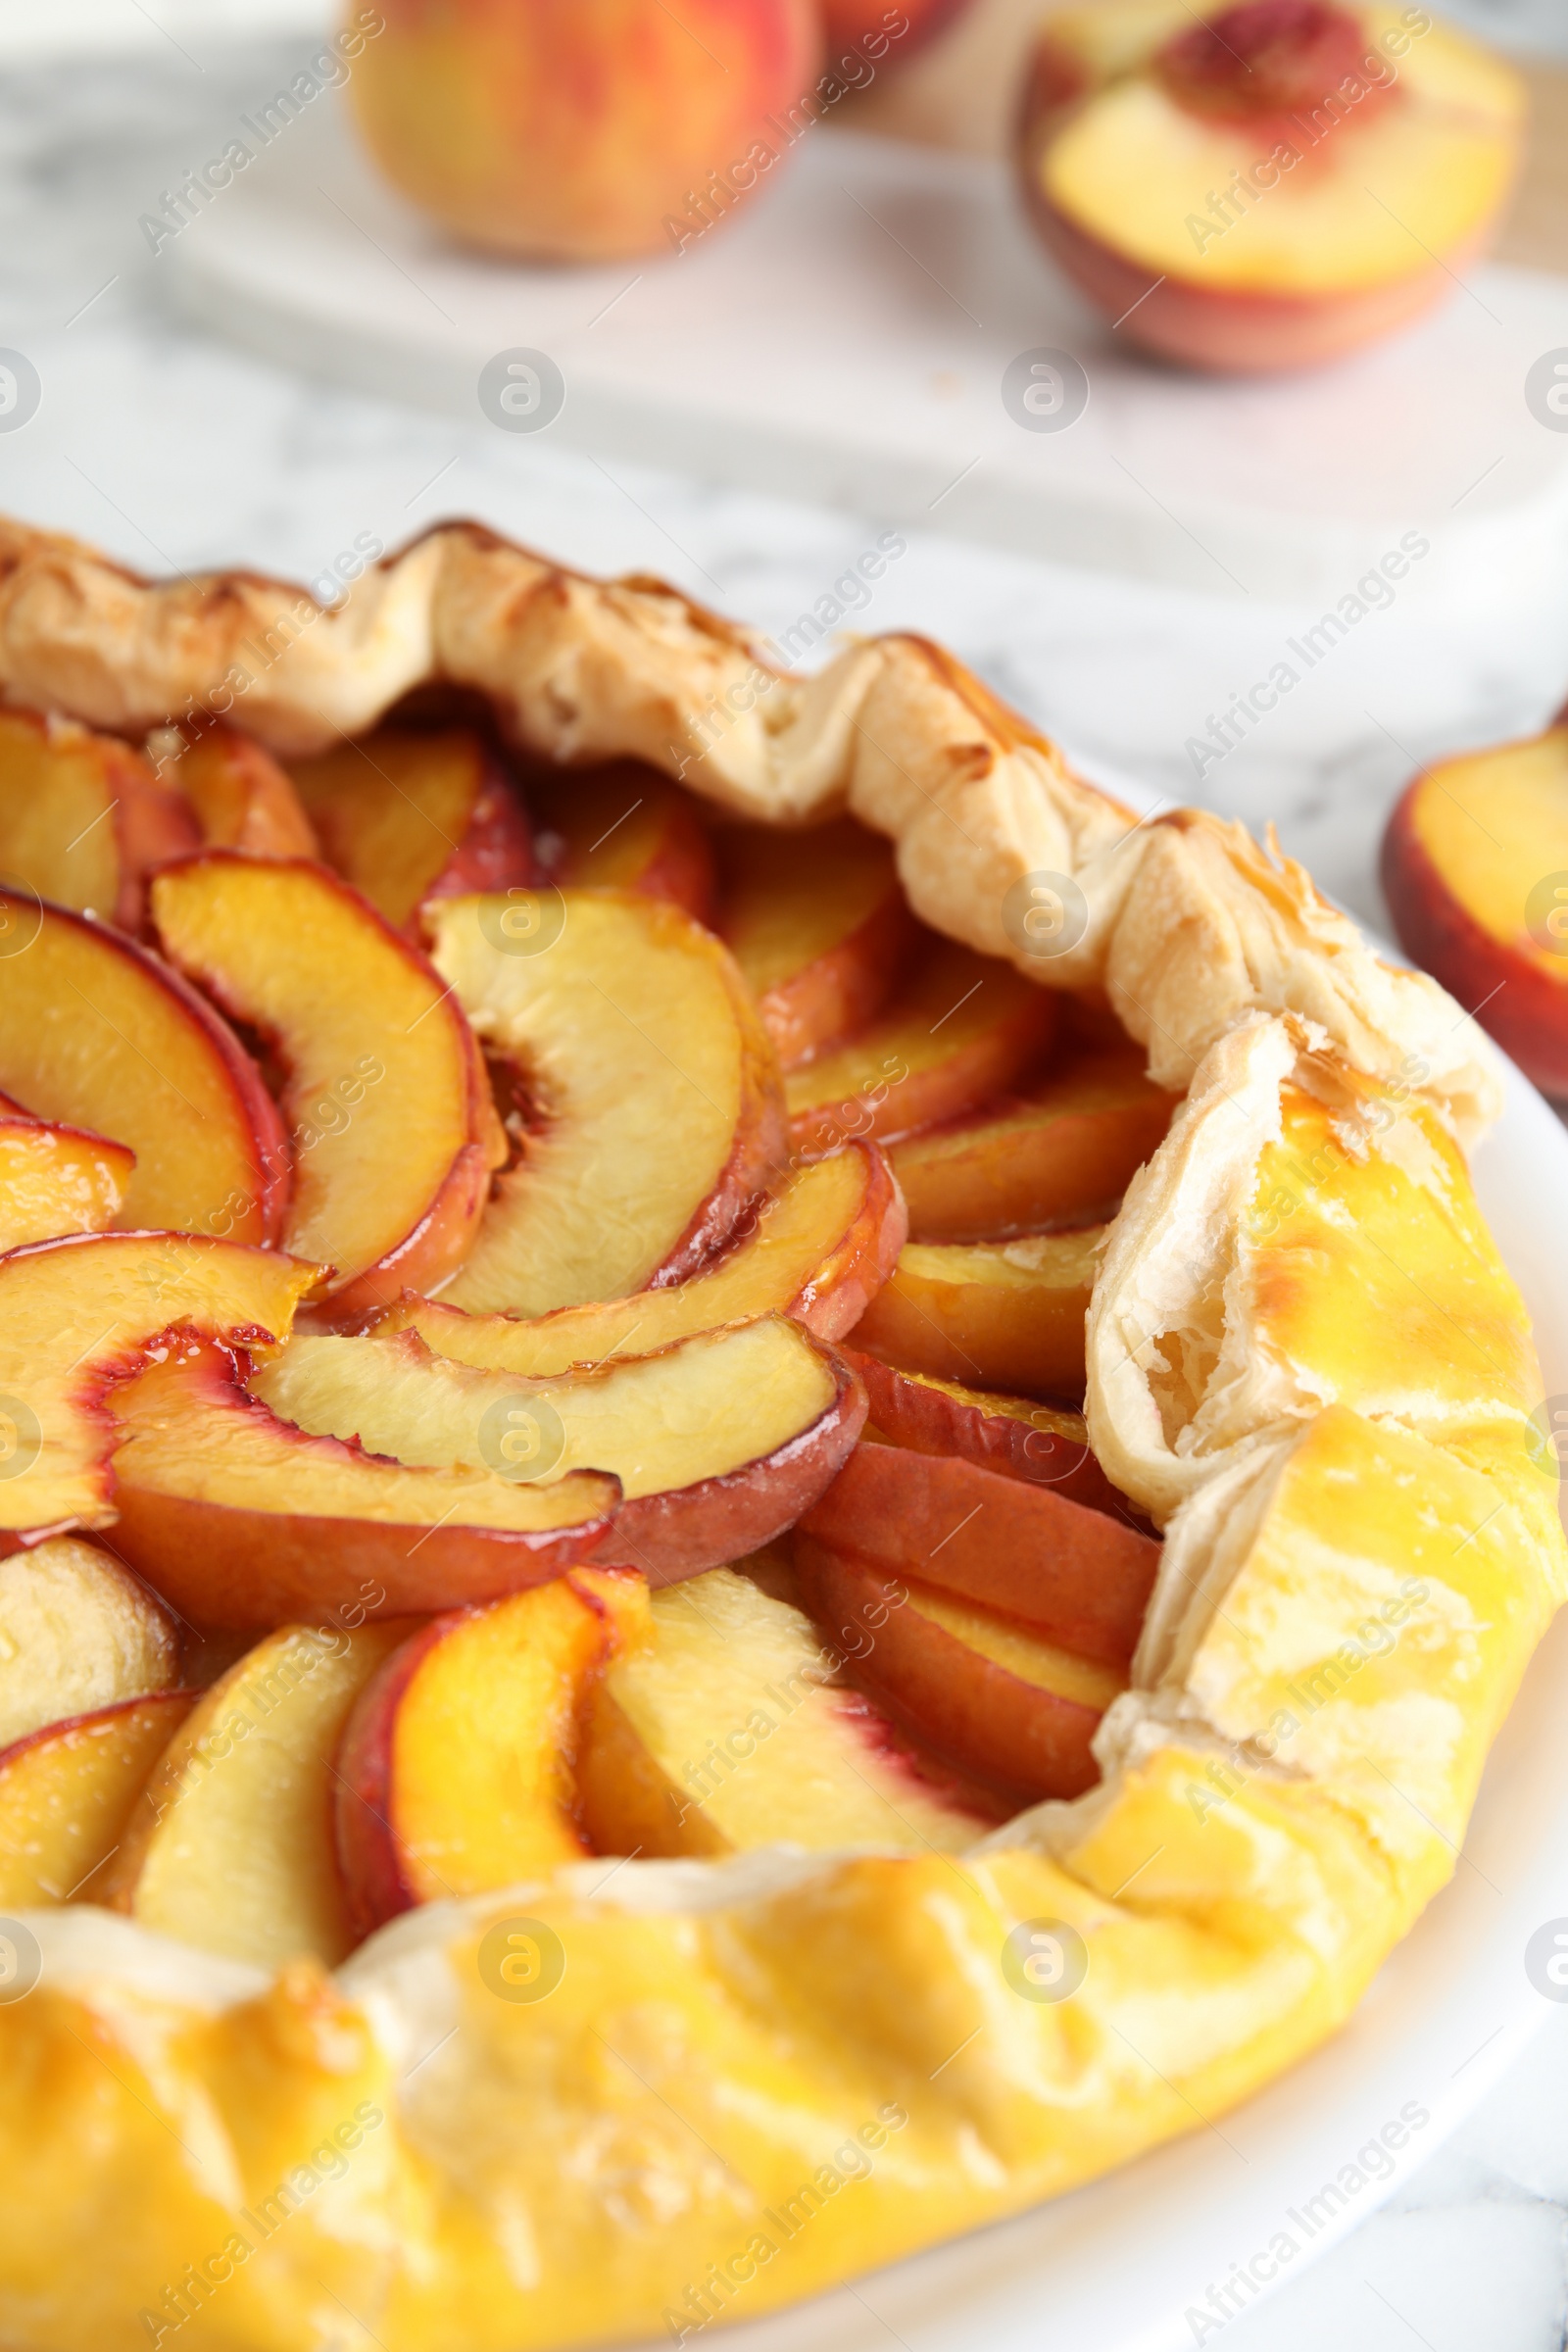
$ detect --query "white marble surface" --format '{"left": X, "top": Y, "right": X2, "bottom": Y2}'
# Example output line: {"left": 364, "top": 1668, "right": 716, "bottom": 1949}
{"left": 1, "top": 33, "right": 1566, "bottom": 2350}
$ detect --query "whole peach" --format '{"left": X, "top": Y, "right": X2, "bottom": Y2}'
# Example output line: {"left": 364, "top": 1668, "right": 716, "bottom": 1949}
{"left": 347, "top": 0, "right": 823, "bottom": 262}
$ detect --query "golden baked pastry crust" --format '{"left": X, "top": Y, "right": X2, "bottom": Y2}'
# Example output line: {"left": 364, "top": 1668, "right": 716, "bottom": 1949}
{"left": 0, "top": 518, "right": 1555, "bottom": 2352}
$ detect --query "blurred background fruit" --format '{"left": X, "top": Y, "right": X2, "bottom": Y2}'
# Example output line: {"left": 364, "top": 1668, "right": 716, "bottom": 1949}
{"left": 1382, "top": 727, "right": 1568, "bottom": 1099}
{"left": 1014, "top": 0, "right": 1527, "bottom": 371}
{"left": 822, "top": 0, "right": 978, "bottom": 62}
{"left": 347, "top": 0, "right": 822, "bottom": 260}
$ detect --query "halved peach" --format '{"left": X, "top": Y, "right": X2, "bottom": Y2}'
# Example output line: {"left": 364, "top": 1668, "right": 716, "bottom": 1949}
{"left": 152, "top": 854, "right": 494, "bottom": 1313}
{"left": 888, "top": 1044, "right": 1179, "bottom": 1242}
{"left": 334, "top": 1574, "right": 639, "bottom": 1936}
{"left": 795, "top": 1543, "right": 1122, "bottom": 1803}
{"left": 379, "top": 1141, "right": 906, "bottom": 1370}
{"left": 851, "top": 1227, "right": 1102, "bottom": 1396}
{"left": 577, "top": 1564, "right": 998, "bottom": 1858}
{"left": 800, "top": 1440, "right": 1159, "bottom": 1666}
{"left": 531, "top": 762, "right": 714, "bottom": 920}
{"left": 429, "top": 889, "right": 786, "bottom": 1315}
{"left": 714, "top": 818, "right": 916, "bottom": 1067}
{"left": 0, "top": 1231, "right": 318, "bottom": 1541}
{"left": 786, "top": 934, "right": 1055, "bottom": 1155}
{"left": 0, "top": 704, "right": 198, "bottom": 932}
{"left": 157, "top": 718, "right": 319, "bottom": 858}
{"left": 1381, "top": 725, "right": 1568, "bottom": 1096}
{"left": 288, "top": 724, "right": 536, "bottom": 936}
{"left": 105, "top": 1620, "right": 411, "bottom": 1966}
{"left": 105, "top": 1343, "right": 621, "bottom": 1629}
{"left": 0, "top": 1113, "right": 135, "bottom": 1249}
{"left": 0, "top": 1691, "right": 192, "bottom": 1909}
{"left": 0, "top": 1535, "right": 179, "bottom": 1750}
{"left": 843, "top": 1348, "right": 1128, "bottom": 1516}
{"left": 1018, "top": 0, "right": 1526, "bottom": 373}
{"left": 253, "top": 1316, "right": 865, "bottom": 1585}
{"left": 0, "top": 893, "right": 287, "bottom": 1242}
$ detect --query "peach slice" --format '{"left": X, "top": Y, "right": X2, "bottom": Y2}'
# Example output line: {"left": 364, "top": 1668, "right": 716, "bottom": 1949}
{"left": 428, "top": 890, "right": 786, "bottom": 1316}
{"left": 379, "top": 1141, "right": 906, "bottom": 1368}
{"left": 887, "top": 1044, "right": 1180, "bottom": 1242}
{"left": 252, "top": 1316, "right": 865, "bottom": 1586}
{"left": 0, "top": 704, "right": 198, "bottom": 933}
{"left": 151, "top": 854, "right": 494, "bottom": 1313}
{"left": 0, "top": 1536, "right": 178, "bottom": 1751}
{"left": 531, "top": 763, "right": 715, "bottom": 921}
{"left": 0, "top": 1231, "right": 318, "bottom": 1541}
{"left": 843, "top": 1349, "right": 1128, "bottom": 1517}
{"left": 1381, "top": 725, "right": 1568, "bottom": 1097}
{"left": 800, "top": 1440, "right": 1159, "bottom": 1667}
{"left": 0, "top": 893, "right": 287, "bottom": 1243}
{"left": 794, "top": 1544, "right": 1123, "bottom": 1803}
{"left": 1017, "top": 0, "right": 1526, "bottom": 372}
{"left": 288, "top": 724, "right": 536, "bottom": 936}
{"left": 0, "top": 1692, "right": 192, "bottom": 1909}
{"left": 157, "top": 719, "right": 319, "bottom": 858}
{"left": 105, "top": 1343, "right": 621, "bottom": 1630}
{"left": 0, "top": 1113, "right": 135, "bottom": 1250}
{"left": 576, "top": 1565, "right": 998, "bottom": 1859}
{"left": 714, "top": 819, "right": 916, "bottom": 1067}
{"left": 104, "top": 1620, "right": 411, "bottom": 1967}
{"left": 786, "top": 935, "right": 1055, "bottom": 1155}
{"left": 851, "top": 1228, "right": 1102, "bottom": 1396}
{"left": 334, "top": 1574, "right": 635, "bottom": 1936}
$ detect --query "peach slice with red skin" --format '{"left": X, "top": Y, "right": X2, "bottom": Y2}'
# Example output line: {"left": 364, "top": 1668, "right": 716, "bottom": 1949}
{"left": 378, "top": 1141, "right": 906, "bottom": 1368}
{"left": 105, "top": 1620, "right": 414, "bottom": 1966}
{"left": 251, "top": 1316, "right": 866, "bottom": 1588}
{"left": 0, "top": 1691, "right": 193, "bottom": 1909}
{"left": 0, "top": 893, "right": 287, "bottom": 1243}
{"left": 334, "top": 1571, "right": 639, "bottom": 1937}
{"left": 531, "top": 763, "right": 715, "bottom": 922}
{"left": 0, "top": 1113, "right": 135, "bottom": 1249}
{"left": 152, "top": 854, "right": 496, "bottom": 1314}
{"left": 576, "top": 1564, "right": 999, "bottom": 1860}
{"left": 428, "top": 889, "right": 786, "bottom": 1317}
{"left": 887, "top": 1043, "right": 1180, "bottom": 1243}
{"left": 287, "top": 724, "right": 536, "bottom": 937}
{"left": 795, "top": 1542, "right": 1123, "bottom": 1803}
{"left": 800, "top": 1440, "right": 1159, "bottom": 1667}
{"left": 715, "top": 818, "right": 916, "bottom": 1068}
{"left": 0, "top": 704, "right": 199, "bottom": 933}
{"left": 0, "top": 1230, "right": 318, "bottom": 1543}
{"left": 157, "top": 718, "right": 319, "bottom": 859}
{"left": 104, "top": 1343, "right": 621, "bottom": 1631}
{"left": 1017, "top": 0, "right": 1526, "bottom": 373}
{"left": 1380, "top": 726, "right": 1568, "bottom": 1097}
{"left": 786, "top": 934, "right": 1056, "bottom": 1155}
{"left": 843, "top": 1349, "right": 1129, "bottom": 1517}
{"left": 852, "top": 1227, "right": 1102, "bottom": 1397}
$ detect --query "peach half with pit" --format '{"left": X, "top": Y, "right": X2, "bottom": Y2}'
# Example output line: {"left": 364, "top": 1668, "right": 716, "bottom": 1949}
{"left": 1016, "top": 0, "right": 1525, "bottom": 372}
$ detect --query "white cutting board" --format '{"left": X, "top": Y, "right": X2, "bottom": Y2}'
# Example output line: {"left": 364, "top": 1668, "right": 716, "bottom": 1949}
{"left": 171, "top": 92, "right": 1568, "bottom": 604}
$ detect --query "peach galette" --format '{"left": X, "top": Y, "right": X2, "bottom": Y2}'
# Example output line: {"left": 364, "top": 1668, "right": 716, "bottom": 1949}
{"left": 0, "top": 517, "right": 1555, "bottom": 2352}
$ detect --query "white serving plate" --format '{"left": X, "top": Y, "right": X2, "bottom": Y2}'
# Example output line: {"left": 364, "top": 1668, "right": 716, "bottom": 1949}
{"left": 171, "top": 94, "right": 1568, "bottom": 606}
{"left": 599, "top": 764, "right": 1568, "bottom": 2352}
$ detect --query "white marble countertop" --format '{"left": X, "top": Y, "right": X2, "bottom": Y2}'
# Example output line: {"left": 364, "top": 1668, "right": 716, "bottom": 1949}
{"left": 1, "top": 30, "right": 1566, "bottom": 2350}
